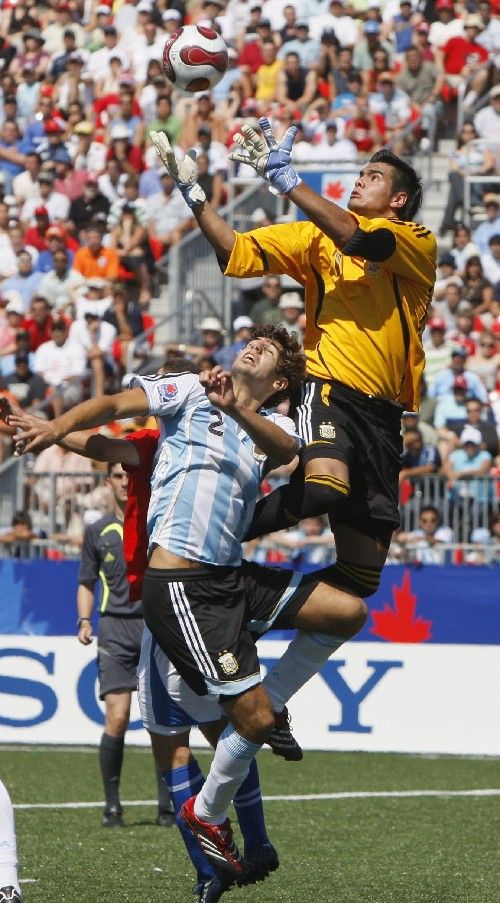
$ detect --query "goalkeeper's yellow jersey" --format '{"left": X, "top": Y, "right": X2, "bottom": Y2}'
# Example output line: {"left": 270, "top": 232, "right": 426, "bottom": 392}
{"left": 225, "top": 214, "right": 437, "bottom": 411}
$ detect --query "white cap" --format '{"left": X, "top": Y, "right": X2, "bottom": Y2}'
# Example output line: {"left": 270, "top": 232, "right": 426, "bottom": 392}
{"left": 460, "top": 425, "right": 482, "bottom": 445}
{"left": 471, "top": 527, "right": 491, "bottom": 543}
{"left": 111, "top": 124, "right": 130, "bottom": 140}
{"left": 279, "top": 291, "right": 304, "bottom": 310}
{"left": 95, "top": 5, "right": 111, "bottom": 14}
{"left": 136, "top": 0, "right": 152, "bottom": 10}
{"left": 163, "top": 7, "right": 181, "bottom": 18}
{"left": 197, "top": 316, "right": 225, "bottom": 333}
{"left": 233, "top": 315, "right": 253, "bottom": 332}
{"left": 4, "top": 292, "right": 24, "bottom": 314}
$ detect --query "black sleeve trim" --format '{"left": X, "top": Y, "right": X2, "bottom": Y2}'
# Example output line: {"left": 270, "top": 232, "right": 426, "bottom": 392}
{"left": 342, "top": 226, "right": 397, "bottom": 262}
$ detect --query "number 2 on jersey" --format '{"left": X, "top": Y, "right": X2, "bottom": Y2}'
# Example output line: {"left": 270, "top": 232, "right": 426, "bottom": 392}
{"left": 208, "top": 408, "right": 224, "bottom": 437}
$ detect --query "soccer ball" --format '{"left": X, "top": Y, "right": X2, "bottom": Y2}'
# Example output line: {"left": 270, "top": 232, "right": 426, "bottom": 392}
{"left": 162, "top": 24, "right": 228, "bottom": 93}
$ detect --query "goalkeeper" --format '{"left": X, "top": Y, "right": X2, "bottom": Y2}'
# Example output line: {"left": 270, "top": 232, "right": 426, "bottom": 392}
{"left": 149, "top": 123, "right": 436, "bottom": 694}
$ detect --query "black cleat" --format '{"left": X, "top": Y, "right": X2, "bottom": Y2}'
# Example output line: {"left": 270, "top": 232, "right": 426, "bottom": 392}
{"left": 156, "top": 808, "right": 176, "bottom": 827}
{"left": 102, "top": 804, "right": 124, "bottom": 828}
{"left": 195, "top": 873, "right": 235, "bottom": 902}
{"left": 266, "top": 706, "right": 303, "bottom": 761}
{"left": 238, "top": 841, "right": 279, "bottom": 886}
{"left": 0, "top": 889, "right": 23, "bottom": 903}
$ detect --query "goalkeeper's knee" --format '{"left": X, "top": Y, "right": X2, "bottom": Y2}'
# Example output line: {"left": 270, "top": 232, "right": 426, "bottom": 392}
{"left": 321, "top": 559, "right": 383, "bottom": 599}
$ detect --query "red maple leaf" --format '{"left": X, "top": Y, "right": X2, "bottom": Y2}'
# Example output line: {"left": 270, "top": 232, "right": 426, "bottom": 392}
{"left": 369, "top": 569, "right": 432, "bottom": 643}
{"left": 324, "top": 180, "right": 345, "bottom": 201}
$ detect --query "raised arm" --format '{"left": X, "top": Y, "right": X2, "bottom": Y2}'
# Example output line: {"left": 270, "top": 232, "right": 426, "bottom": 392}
{"left": 10, "top": 388, "right": 149, "bottom": 454}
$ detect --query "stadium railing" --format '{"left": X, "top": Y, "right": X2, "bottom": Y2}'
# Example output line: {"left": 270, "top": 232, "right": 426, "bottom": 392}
{"left": 398, "top": 472, "right": 499, "bottom": 540}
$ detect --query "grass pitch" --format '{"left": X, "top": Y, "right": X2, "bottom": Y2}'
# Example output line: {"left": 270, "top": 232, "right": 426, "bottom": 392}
{"left": 2, "top": 746, "right": 499, "bottom": 903}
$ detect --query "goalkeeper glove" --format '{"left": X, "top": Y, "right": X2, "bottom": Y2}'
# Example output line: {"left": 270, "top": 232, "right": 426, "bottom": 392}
{"left": 229, "top": 116, "right": 302, "bottom": 195}
{"left": 149, "top": 130, "right": 206, "bottom": 209}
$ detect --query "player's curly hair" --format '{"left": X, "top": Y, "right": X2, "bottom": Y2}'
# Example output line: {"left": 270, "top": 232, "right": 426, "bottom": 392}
{"left": 370, "top": 149, "right": 423, "bottom": 221}
{"left": 250, "top": 324, "right": 306, "bottom": 405}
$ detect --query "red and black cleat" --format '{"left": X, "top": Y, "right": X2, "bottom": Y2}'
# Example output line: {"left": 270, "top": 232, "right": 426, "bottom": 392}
{"left": 180, "top": 795, "right": 246, "bottom": 876}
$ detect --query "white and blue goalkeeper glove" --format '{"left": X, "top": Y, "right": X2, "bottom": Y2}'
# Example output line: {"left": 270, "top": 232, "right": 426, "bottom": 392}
{"left": 229, "top": 116, "right": 302, "bottom": 195}
{"left": 149, "top": 130, "right": 206, "bottom": 209}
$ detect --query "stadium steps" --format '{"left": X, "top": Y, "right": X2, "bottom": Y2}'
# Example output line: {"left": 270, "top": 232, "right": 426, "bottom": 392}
{"left": 421, "top": 139, "right": 456, "bottom": 249}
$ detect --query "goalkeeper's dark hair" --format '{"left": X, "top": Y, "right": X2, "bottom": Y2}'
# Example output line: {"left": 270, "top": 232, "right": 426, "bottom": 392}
{"left": 369, "top": 149, "right": 423, "bottom": 221}
{"left": 250, "top": 324, "right": 306, "bottom": 405}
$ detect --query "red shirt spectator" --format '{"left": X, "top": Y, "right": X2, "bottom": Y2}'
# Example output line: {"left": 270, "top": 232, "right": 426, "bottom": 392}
{"left": 24, "top": 207, "right": 50, "bottom": 252}
{"left": 442, "top": 34, "right": 489, "bottom": 76}
{"left": 22, "top": 297, "right": 55, "bottom": 351}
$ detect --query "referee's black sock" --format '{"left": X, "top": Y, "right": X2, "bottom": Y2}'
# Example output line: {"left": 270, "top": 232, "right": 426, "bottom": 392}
{"left": 246, "top": 473, "right": 350, "bottom": 541}
{"left": 99, "top": 732, "right": 125, "bottom": 810}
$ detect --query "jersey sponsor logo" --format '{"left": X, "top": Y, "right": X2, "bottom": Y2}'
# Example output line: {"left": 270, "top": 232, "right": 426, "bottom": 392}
{"left": 217, "top": 650, "right": 239, "bottom": 676}
{"left": 157, "top": 382, "right": 178, "bottom": 402}
{"left": 319, "top": 421, "right": 336, "bottom": 439}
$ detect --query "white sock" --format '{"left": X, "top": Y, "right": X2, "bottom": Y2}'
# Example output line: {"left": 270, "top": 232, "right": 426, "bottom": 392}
{"left": 263, "top": 630, "right": 345, "bottom": 710}
{"left": 0, "top": 779, "right": 20, "bottom": 892}
{"left": 194, "top": 725, "right": 261, "bottom": 824}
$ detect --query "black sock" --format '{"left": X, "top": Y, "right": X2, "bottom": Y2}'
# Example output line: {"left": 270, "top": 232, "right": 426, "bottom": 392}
{"left": 155, "top": 764, "right": 172, "bottom": 812}
{"left": 99, "top": 732, "right": 124, "bottom": 810}
{"left": 246, "top": 476, "right": 349, "bottom": 541}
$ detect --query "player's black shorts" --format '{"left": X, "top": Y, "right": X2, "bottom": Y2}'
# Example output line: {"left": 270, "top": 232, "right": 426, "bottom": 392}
{"left": 142, "top": 561, "right": 315, "bottom": 699}
{"left": 293, "top": 376, "right": 403, "bottom": 533}
{"left": 97, "top": 615, "right": 144, "bottom": 700}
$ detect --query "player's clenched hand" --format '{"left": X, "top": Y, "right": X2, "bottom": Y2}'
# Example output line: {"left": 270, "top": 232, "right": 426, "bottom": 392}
{"left": 229, "top": 116, "right": 302, "bottom": 195}
{"left": 78, "top": 621, "right": 93, "bottom": 645}
{"left": 149, "top": 130, "right": 206, "bottom": 208}
{"left": 199, "top": 365, "right": 236, "bottom": 409}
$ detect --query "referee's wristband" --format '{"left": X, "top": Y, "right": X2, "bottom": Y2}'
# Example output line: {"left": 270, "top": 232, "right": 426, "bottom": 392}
{"left": 77, "top": 617, "right": 91, "bottom": 628}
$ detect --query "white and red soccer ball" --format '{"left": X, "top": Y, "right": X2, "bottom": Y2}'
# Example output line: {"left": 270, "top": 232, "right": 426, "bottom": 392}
{"left": 162, "top": 24, "right": 228, "bottom": 93}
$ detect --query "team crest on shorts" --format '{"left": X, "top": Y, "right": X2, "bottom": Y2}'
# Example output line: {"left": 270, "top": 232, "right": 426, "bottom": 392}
{"left": 218, "top": 650, "right": 239, "bottom": 675}
{"left": 319, "top": 421, "right": 336, "bottom": 439}
{"left": 157, "top": 382, "right": 178, "bottom": 402}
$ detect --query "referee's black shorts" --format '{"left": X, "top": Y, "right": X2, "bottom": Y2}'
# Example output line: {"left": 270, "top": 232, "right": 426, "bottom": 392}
{"left": 292, "top": 376, "right": 403, "bottom": 535}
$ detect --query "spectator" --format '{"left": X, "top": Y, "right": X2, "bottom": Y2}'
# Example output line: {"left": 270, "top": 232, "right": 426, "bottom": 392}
{"left": 102, "top": 283, "right": 144, "bottom": 369}
{"left": 310, "top": 0, "right": 358, "bottom": 48}
{"left": 0, "top": 201, "right": 18, "bottom": 279}
{"left": 0, "top": 293, "right": 24, "bottom": 364}
{"left": 193, "top": 124, "right": 228, "bottom": 177}
{"left": 0, "top": 350, "right": 47, "bottom": 409}
{"left": 12, "top": 149, "right": 41, "bottom": 205}
{"left": 23, "top": 205, "right": 51, "bottom": 252}
{"left": 396, "top": 46, "right": 443, "bottom": 148}
{"left": 344, "top": 95, "right": 385, "bottom": 153}
{"left": 276, "top": 515, "right": 335, "bottom": 568}
{"left": 450, "top": 224, "right": 481, "bottom": 276}
{"left": 38, "top": 246, "right": 84, "bottom": 314}
{"left": 277, "top": 21, "right": 319, "bottom": 68}
{"left": 52, "top": 146, "right": 88, "bottom": 201}
{"left": 401, "top": 409, "right": 437, "bottom": 447}
{"left": 36, "top": 225, "right": 75, "bottom": 273}
{"left": 466, "top": 331, "right": 500, "bottom": 392}
{"left": 107, "top": 124, "right": 144, "bottom": 178}
{"left": 480, "top": 234, "right": 500, "bottom": 286}
{"left": 423, "top": 317, "right": 456, "bottom": 384}
{"left": 432, "top": 251, "right": 462, "bottom": 303}
{"left": 166, "top": 316, "right": 226, "bottom": 363}
{"left": 71, "top": 121, "right": 107, "bottom": 175}
{"left": 82, "top": 25, "right": 128, "bottom": 86}
{"left": 107, "top": 84, "right": 144, "bottom": 148}
{"left": 1, "top": 250, "right": 43, "bottom": 313}
{"left": 439, "top": 13, "right": 490, "bottom": 107}
{"left": 445, "top": 425, "right": 492, "bottom": 505}
{"left": 386, "top": 0, "right": 416, "bottom": 56}
{"left": 196, "top": 153, "right": 225, "bottom": 209}
{"left": 20, "top": 170, "right": 70, "bottom": 226}
{"left": 276, "top": 51, "right": 317, "bottom": 114}
{"left": 23, "top": 295, "right": 56, "bottom": 351}
{"left": 473, "top": 194, "right": 500, "bottom": 254}
{"left": 69, "top": 175, "right": 110, "bottom": 238}
{"left": 397, "top": 505, "right": 455, "bottom": 564}
{"left": 353, "top": 21, "right": 393, "bottom": 91}
{"left": 450, "top": 395, "right": 499, "bottom": 457}
{"left": 31, "top": 441, "right": 94, "bottom": 517}
{"left": 33, "top": 317, "right": 86, "bottom": 415}
{"left": 0, "top": 510, "right": 44, "bottom": 557}
{"left": 73, "top": 225, "right": 120, "bottom": 281}
{"left": 277, "top": 291, "right": 304, "bottom": 338}
{"left": 400, "top": 428, "right": 441, "bottom": 483}
{"left": 98, "top": 158, "right": 126, "bottom": 206}
{"left": 249, "top": 274, "right": 283, "bottom": 325}
{"left": 439, "top": 123, "right": 496, "bottom": 236}
{"left": 448, "top": 307, "right": 478, "bottom": 356}
{"left": 145, "top": 94, "right": 182, "bottom": 145}
{"left": 429, "top": 0, "right": 464, "bottom": 50}
{"left": 0, "top": 120, "right": 26, "bottom": 192}
{"left": 477, "top": 0, "right": 500, "bottom": 54}
{"left": 68, "top": 311, "right": 117, "bottom": 397}
{"left": 461, "top": 255, "right": 493, "bottom": 315}
{"left": 148, "top": 172, "right": 195, "bottom": 251}
{"left": 254, "top": 39, "right": 283, "bottom": 103}
{"left": 16, "top": 63, "right": 40, "bottom": 130}
{"left": 430, "top": 347, "right": 489, "bottom": 402}
{"left": 107, "top": 203, "right": 153, "bottom": 306}
{"left": 368, "top": 70, "right": 412, "bottom": 153}
{"left": 473, "top": 84, "right": 500, "bottom": 141}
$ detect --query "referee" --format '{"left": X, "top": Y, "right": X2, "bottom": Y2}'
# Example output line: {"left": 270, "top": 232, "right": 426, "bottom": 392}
{"left": 77, "top": 461, "right": 173, "bottom": 828}
{"left": 150, "top": 125, "right": 437, "bottom": 604}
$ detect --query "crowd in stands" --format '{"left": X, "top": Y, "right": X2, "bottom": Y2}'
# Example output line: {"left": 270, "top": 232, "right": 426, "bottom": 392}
{"left": 0, "top": 0, "right": 498, "bottom": 565}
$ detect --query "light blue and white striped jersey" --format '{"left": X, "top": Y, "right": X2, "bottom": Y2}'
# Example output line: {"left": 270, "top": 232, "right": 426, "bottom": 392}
{"left": 132, "top": 371, "right": 300, "bottom": 566}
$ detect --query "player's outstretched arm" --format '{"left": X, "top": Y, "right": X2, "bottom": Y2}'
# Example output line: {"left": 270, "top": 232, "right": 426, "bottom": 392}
{"left": 150, "top": 130, "right": 236, "bottom": 266}
{"left": 9, "top": 388, "right": 149, "bottom": 454}
{"left": 231, "top": 117, "right": 358, "bottom": 249}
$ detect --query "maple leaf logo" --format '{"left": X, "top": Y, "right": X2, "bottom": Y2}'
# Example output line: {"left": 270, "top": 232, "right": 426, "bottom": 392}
{"left": 369, "top": 569, "right": 432, "bottom": 643}
{"left": 324, "top": 180, "right": 345, "bottom": 201}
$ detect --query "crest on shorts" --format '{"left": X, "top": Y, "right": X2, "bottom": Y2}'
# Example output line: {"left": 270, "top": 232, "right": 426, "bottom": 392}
{"left": 319, "top": 421, "right": 336, "bottom": 439}
{"left": 158, "top": 382, "right": 178, "bottom": 402}
{"left": 218, "top": 650, "right": 239, "bottom": 675}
